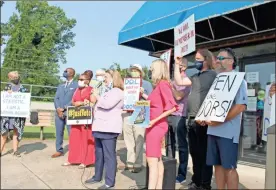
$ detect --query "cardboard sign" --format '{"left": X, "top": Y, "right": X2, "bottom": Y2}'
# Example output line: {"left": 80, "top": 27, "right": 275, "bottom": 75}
{"left": 66, "top": 106, "right": 93, "bottom": 125}
{"left": 270, "top": 94, "right": 275, "bottom": 127}
{"left": 1, "top": 91, "right": 31, "bottom": 118}
{"left": 195, "top": 72, "right": 245, "bottom": 122}
{"left": 123, "top": 78, "right": 141, "bottom": 111}
{"left": 128, "top": 101, "right": 150, "bottom": 128}
{"left": 174, "top": 14, "right": 196, "bottom": 57}
{"left": 160, "top": 49, "right": 172, "bottom": 78}
{"left": 262, "top": 84, "right": 273, "bottom": 141}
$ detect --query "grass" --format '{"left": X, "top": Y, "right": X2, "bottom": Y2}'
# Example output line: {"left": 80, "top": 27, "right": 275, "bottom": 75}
{"left": 23, "top": 126, "right": 69, "bottom": 140}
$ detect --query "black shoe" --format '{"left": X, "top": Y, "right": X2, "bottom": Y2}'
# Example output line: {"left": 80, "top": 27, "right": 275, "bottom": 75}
{"left": 188, "top": 182, "right": 201, "bottom": 190}
{"left": 98, "top": 184, "right": 114, "bottom": 189}
{"left": 85, "top": 176, "right": 101, "bottom": 184}
{"left": 200, "top": 184, "right": 212, "bottom": 190}
{"left": 13, "top": 151, "right": 21, "bottom": 157}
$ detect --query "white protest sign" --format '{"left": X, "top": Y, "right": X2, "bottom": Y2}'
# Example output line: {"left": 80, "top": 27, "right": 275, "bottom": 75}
{"left": 246, "top": 72, "right": 259, "bottom": 83}
{"left": 160, "top": 49, "right": 172, "bottom": 78}
{"left": 262, "top": 84, "right": 272, "bottom": 141}
{"left": 1, "top": 91, "right": 31, "bottom": 118}
{"left": 123, "top": 78, "right": 141, "bottom": 111}
{"left": 270, "top": 94, "right": 275, "bottom": 127}
{"left": 195, "top": 72, "right": 245, "bottom": 122}
{"left": 174, "top": 14, "right": 196, "bottom": 57}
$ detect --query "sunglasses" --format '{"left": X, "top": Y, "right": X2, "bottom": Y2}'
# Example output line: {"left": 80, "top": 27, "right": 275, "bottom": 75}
{"left": 78, "top": 79, "right": 88, "bottom": 81}
{"left": 216, "top": 56, "right": 232, "bottom": 61}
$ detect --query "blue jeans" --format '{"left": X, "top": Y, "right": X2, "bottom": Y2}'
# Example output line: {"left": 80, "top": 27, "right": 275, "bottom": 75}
{"left": 55, "top": 114, "right": 71, "bottom": 153}
{"left": 166, "top": 115, "right": 189, "bottom": 179}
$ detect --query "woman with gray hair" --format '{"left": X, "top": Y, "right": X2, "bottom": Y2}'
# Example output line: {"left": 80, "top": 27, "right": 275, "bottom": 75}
{"left": 1, "top": 71, "right": 28, "bottom": 157}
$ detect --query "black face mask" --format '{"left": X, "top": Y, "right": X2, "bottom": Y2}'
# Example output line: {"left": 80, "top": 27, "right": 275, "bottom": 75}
{"left": 148, "top": 70, "right": 152, "bottom": 80}
{"left": 11, "top": 79, "right": 20, "bottom": 84}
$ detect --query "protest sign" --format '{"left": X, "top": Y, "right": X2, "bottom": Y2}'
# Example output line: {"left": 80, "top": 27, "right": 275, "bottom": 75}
{"left": 1, "top": 92, "right": 31, "bottom": 118}
{"left": 160, "top": 49, "right": 172, "bottom": 78}
{"left": 262, "top": 84, "right": 273, "bottom": 141}
{"left": 66, "top": 106, "right": 93, "bottom": 125}
{"left": 195, "top": 72, "right": 245, "bottom": 122}
{"left": 270, "top": 94, "right": 275, "bottom": 127}
{"left": 128, "top": 101, "right": 150, "bottom": 128}
{"left": 174, "top": 14, "right": 196, "bottom": 57}
{"left": 123, "top": 78, "right": 141, "bottom": 111}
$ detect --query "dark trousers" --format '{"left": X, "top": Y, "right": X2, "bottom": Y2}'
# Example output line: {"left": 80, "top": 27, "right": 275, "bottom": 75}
{"left": 166, "top": 115, "right": 189, "bottom": 178}
{"left": 55, "top": 114, "right": 70, "bottom": 153}
{"left": 94, "top": 137, "right": 117, "bottom": 187}
{"left": 188, "top": 118, "right": 213, "bottom": 187}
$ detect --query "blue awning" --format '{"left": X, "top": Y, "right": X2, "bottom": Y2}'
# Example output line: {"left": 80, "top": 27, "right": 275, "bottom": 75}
{"left": 118, "top": 1, "right": 266, "bottom": 45}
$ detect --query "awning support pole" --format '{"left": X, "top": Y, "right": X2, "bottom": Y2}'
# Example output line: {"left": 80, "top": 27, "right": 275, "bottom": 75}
{"left": 208, "top": 19, "right": 215, "bottom": 40}
{"left": 196, "top": 34, "right": 213, "bottom": 41}
{"left": 251, "top": 8, "right": 258, "bottom": 32}
{"left": 144, "top": 36, "right": 174, "bottom": 47}
{"left": 150, "top": 40, "right": 156, "bottom": 52}
{"left": 222, "top": 15, "right": 255, "bottom": 33}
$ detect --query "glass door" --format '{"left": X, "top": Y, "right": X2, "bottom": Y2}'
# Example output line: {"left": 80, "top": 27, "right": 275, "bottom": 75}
{"left": 240, "top": 58, "right": 275, "bottom": 165}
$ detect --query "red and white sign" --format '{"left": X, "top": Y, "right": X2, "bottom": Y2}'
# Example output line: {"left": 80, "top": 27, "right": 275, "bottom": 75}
{"left": 160, "top": 49, "right": 172, "bottom": 78}
{"left": 174, "top": 14, "right": 196, "bottom": 57}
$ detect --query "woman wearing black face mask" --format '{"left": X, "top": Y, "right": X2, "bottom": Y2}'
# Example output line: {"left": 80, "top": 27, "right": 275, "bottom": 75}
{"left": 1, "top": 71, "right": 28, "bottom": 157}
{"left": 174, "top": 49, "right": 217, "bottom": 190}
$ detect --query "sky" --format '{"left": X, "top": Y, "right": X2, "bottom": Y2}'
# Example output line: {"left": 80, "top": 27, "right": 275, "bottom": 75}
{"left": 1, "top": 1, "right": 155, "bottom": 76}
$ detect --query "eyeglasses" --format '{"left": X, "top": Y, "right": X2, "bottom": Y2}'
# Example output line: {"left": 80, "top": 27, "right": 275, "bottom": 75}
{"left": 216, "top": 56, "right": 233, "bottom": 61}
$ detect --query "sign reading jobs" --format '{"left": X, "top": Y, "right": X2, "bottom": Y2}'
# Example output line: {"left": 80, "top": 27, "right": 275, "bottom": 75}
{"left": 1, "top": 92, "right": 31, "bottom": 118}
{"left": 174, "top": 14, "right": 195, "bottom": 57}
{"left": 123, "top": 78, "right": 141, "bottom": 111}
{"left": 195, "top": 72, "right": 245, "bottom": 122}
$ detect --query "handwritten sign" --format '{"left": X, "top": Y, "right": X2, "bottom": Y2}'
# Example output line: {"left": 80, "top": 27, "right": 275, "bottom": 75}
{"left": 160, "top": 49, "right": 172, "bottom": 78}
{"left": 262, "top": 84, "right": 272, "bottom": 141}
{"left": 195, "top": 72, "right": 245, "bottom": 122}
{"left": 123, "top": 78, "right": 141, "bottom": 111}
{"left": 128, "top": 101, "right": 150, "bottom": 128}
{"left": 174, "top": 14, "right": 196, "bottom": 57}
{"left": 1, "top": 92, "right": 31, "bottom": 118}
{"left": 270, "top": 94, "right": 275, "bottom": 127}
{"left": 66, "top": 106, "right": 93, "bottom": 125}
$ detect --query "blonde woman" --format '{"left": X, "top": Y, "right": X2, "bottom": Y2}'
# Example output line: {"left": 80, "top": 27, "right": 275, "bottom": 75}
{"left": 146, "top": 59, "right": 178, "bottom": 189}
{"left": 1, "top": 71, "right": 28, "bottom": 157}
{"left": 86, "top": 70, "right": 124, "bottom": 189}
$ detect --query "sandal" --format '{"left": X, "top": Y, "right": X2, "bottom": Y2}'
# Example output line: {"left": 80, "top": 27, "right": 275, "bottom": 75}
{"left": 62, "top": 162, "right": 71, "bottom": 166}
{"left": 78, "top": 164, "right": 86, "bottom": 169}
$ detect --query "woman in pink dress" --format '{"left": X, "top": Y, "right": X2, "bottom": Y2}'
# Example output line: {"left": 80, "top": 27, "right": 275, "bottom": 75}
{"left": 146, "top": 59, "right": 178, "bottom": 189}
{"left": 63, "top": 73, "right": 97, "bottom": 169}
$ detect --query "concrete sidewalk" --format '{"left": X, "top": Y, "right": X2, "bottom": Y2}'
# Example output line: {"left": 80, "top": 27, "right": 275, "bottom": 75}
{"left": 1, "top": 140, "right": 265, "bottom": 189}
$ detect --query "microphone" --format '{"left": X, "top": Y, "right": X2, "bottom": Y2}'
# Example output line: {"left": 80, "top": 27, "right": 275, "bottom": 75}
{"left": 95, "top": 81, "right": 103, "bottom": 89}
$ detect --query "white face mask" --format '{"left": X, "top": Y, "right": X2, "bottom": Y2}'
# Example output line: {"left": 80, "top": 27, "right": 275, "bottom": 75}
{"left": 96, "top": 76, "right": 104, "bottom": 82}
{"left": 78, "top": 81, "right": 86, "bottom": 88}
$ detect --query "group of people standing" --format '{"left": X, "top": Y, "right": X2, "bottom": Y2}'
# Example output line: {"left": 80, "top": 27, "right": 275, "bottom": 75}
{"left": 1, "top": 47, "right": 275, "bottom": 190}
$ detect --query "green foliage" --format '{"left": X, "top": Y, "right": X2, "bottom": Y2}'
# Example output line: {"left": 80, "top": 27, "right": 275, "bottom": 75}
{"left": 1, "top": 0, "right": 76, "bottom": 101}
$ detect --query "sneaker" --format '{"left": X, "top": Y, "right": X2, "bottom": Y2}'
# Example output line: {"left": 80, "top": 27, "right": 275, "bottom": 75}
{"left": 200, "top": 184, "right": 212, "bottom": 190}
{"left": 176, "top": 175, "right": 186, "bottom": 184}
{"left": 13, "top": 151, "right": 21, "bottom": 157}
{"left": 98, "top": 184, "right": 114, "bottom": 189}
{"left": 85, "top": 176, "right": 101, "bottom": 184}
{"left": 188, "top": 182, "right": 201, "bottom": 190}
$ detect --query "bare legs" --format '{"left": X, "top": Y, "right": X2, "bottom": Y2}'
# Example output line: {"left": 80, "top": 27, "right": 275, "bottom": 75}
{"left": 147, "top": 157, "right": 164, "bottom": 189}
{"left": 214, "top": 165, "right": 239, "bottom": 189}
{"left": 1, "top": 135, "right": 8, "bottom": 154}
{"left": 0, "top": 129, "right": 20, "bottom": 155}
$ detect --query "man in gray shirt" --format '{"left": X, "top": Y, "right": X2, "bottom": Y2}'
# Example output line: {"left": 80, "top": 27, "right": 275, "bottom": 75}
{"left": 174, "top": 49, "right": 217, "bottom": 190}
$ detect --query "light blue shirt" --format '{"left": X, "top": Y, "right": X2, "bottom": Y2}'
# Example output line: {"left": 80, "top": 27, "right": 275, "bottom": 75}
{"left": 207, "top": 79, "right": 248, "bottom": 143}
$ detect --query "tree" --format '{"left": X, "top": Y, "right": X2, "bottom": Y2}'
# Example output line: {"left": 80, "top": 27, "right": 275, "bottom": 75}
{"left": 1, "top": 0, "right": 76, "bottom": 101}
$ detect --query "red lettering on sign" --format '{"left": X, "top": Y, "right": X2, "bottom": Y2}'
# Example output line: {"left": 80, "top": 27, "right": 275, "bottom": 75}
{"left": 181, "top": 44, "right": 188, "bottom": 53}
{"left": 178, "top": 23, "right": 189, "bottom": 34}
